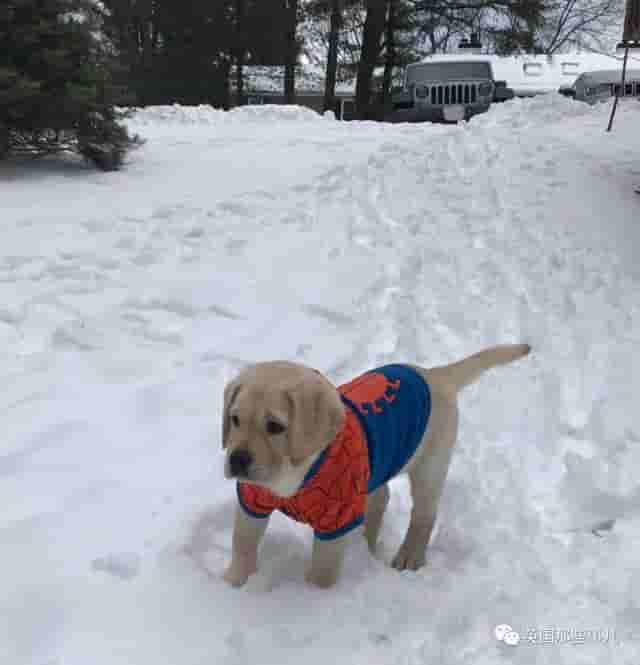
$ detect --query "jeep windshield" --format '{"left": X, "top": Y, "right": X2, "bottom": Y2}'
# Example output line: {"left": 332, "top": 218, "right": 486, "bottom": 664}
{"left": 406, "top": 62, "right": 492, "bottom": 85}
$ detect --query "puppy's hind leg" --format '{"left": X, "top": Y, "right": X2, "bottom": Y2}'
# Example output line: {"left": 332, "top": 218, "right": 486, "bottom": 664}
{"left": 391, "top": 466, "right": 442, "bottom": 571}
{"left": 364, "top": 483, "right": 390, "bottom": 553}
{"left": 392, "top": 385, "right": 459, "bottom": 571}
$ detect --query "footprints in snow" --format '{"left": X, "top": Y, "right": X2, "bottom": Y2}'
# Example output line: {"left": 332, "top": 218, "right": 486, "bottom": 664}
{"left": 92, "top": 552, "right": 141, "bottom": 580}
{"left": 302, "top": 304, "right": 356, "bottom": 327}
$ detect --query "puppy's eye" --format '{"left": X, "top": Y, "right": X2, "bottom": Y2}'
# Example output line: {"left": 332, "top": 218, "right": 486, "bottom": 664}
{"left": 230, "top": 414, "right": 240, "bottom": 427}
{"left": 265, "top": 420, "right": 286, "bottom": 435}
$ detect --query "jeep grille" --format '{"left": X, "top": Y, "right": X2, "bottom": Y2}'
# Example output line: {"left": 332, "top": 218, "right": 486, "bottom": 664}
{"left": 428, "top": 83, "right": 478, "bottom": 105}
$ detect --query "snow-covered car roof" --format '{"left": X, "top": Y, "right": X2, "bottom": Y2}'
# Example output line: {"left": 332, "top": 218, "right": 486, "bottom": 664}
{"left": 416, "top": 54, "right": 493, "bottom": 64}
{"left": 575, "top": 69, "right": 640, "bottom": 85}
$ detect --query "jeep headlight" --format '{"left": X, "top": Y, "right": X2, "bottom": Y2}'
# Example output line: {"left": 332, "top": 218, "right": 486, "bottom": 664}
{"left": 415, "top": 85, "right": 429, "bottom": 99}
{"left": 479, "top": 82, "right": 493, "bottom": 97}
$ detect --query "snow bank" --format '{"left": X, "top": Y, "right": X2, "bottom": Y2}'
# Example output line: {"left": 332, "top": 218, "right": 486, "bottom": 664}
{"left": 126, "top": 103, "right": 228, "bottom": 125}
{"left": 127, "top": 102, "right": 324, "bottom": 126}
{"left": 228, "top": 103, "right": 325, "bottom": 122}
{"left": 473, "top": 91, "right": 596, "bottom": 129}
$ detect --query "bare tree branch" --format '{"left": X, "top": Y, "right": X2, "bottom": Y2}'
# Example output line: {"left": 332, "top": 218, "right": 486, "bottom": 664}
{"left": 542, "top": 0, "right": 624, "bottom": 53}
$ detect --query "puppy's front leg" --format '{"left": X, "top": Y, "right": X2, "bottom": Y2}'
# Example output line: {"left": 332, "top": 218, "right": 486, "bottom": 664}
{"left": 306, "top": 536, "right": 347, "bottom": 589}
{"left": 224, "top": 505, "right": 269, "bottom": 587}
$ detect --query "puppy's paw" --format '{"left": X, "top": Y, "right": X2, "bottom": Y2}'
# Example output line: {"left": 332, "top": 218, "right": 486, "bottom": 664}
{"left": 223, "top": 560, "right": 254, "bottom": 587}
{"left": 391, "top": 545, "right": 426, "bottom": 572}
{"left": 305, "top": 568, "right": 338, "bottom": 589}
{"left": 364, "top": 532, "right": 379, "bottom": 554}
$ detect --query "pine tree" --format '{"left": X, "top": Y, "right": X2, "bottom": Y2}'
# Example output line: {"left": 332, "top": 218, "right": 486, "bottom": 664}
{"left": 0, "top": 0, "right": 139, "bottom": 170}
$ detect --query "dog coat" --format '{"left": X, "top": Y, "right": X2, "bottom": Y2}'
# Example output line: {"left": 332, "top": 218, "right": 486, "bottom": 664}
{"left": 237, "top": 364, "right": 431, "bottom": 540}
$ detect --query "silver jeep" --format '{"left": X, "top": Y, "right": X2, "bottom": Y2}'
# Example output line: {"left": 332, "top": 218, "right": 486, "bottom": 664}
{"left": 387, "top": 59, "right": 496, "bottom": 123}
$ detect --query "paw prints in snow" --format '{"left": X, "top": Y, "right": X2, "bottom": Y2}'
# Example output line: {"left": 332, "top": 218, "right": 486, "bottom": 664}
{"left": 92, "top": 552, "right": 141, "bottom": 580}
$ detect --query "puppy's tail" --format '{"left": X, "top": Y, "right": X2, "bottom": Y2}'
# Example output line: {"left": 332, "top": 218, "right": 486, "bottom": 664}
{"left": 432, "top": 344, "right": 531, "bottom": 393}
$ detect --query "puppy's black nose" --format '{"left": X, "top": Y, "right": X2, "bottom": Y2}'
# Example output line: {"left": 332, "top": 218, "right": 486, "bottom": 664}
{"left": 229, "top": 449, "right": 252, "bottom": 477}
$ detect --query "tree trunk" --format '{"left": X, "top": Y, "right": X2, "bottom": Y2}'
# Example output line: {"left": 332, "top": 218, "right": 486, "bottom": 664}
{"left": 236, "top": 62, "right": 244, "bottom": 105}
{"left": 0, "top": 123, "right": 9, "bottom": 160}
{"left": 382, "top": 0, "right": 396, "bottom": 110}
{"left": 623, "top": 0, "right": 640, "bottom": 42}
{"left": 140, "top": 0, "right": 155, "bottom": 71}
{"left": 284, "top": 0, "right": 299, "bottom": 104}
{"left": 235, "top": 0, "right": 246, "bottom": 105}
{"left": 323, "top": 0, "right": 342, "bottom": 114}
{"left": 221, "top": 60, "right": 232, "bottom": 110}
{"left": 355, "top": 0, "right": 387, "bottom": 120}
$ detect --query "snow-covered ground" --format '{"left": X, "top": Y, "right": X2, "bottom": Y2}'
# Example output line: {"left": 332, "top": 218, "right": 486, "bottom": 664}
{"left": 1, "top": 97, "right": 640, "bottom": 665}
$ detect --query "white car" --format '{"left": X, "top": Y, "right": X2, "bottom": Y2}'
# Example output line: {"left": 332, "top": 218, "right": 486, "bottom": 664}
{"left": 563, "top": 69, "right": 640, "bottom": 104}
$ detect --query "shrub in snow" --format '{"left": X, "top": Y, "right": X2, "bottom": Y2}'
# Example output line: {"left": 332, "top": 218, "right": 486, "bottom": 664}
{"left": 0, "top": 0, "right": 141, "bottom": 170}
{"left": 76, "top": 110, "right": 139, "bottom": 171}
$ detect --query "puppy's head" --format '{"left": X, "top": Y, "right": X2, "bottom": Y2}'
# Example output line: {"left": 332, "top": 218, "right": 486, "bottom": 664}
{"left": 222, "top": 361, "right": 344, "bottom": 490}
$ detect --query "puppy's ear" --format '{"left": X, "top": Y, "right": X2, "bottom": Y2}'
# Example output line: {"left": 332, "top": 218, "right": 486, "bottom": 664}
{"left": 285, "top": 372, "right": 345, "bottom": 465}
{"left": 222, "top": 379, "right": 242, "bottom": 449}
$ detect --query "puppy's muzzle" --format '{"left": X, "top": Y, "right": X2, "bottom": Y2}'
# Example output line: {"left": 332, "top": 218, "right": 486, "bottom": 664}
{"left": 228, "top": 449, "right": 253, "bottom": 477}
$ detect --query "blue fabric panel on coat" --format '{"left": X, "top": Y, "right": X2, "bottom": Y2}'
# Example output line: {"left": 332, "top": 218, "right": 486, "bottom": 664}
{"left": 339, "top": 364, "right": 431, "bottom": 493}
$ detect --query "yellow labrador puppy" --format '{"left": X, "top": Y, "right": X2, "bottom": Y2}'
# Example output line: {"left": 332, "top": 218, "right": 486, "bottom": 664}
{"left": 222, "top": 344, "right": 530, "bottom": 589}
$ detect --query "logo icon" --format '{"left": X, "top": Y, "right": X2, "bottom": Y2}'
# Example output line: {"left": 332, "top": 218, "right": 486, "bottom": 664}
{"left": 495, "top": 624, "right": 520, "bottom": 646}
{"left": 340, "top": 372, "right": 401, "bottom": 415}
